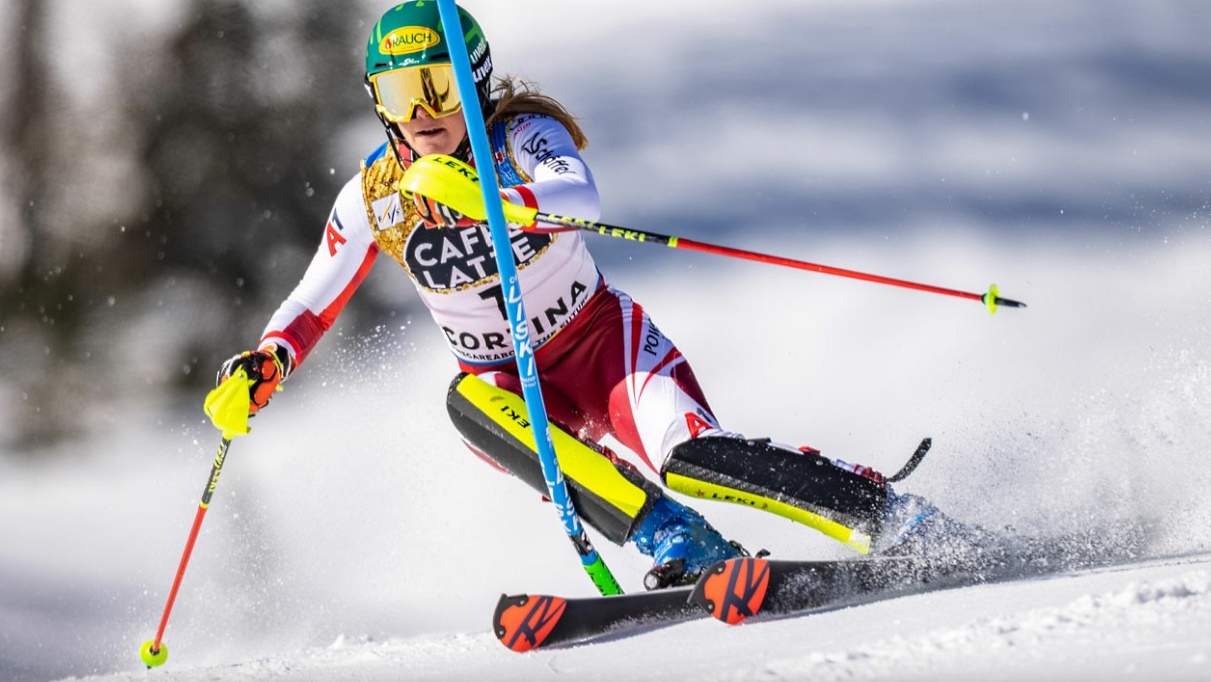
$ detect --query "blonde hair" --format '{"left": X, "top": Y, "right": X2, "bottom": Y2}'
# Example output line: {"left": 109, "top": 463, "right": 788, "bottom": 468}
{"left": 486, "top": 76, "right": 589, "bottom": 151}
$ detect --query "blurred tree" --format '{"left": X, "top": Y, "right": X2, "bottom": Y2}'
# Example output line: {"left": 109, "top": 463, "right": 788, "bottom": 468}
{"left": 0, "top": 0, "right": 86, "bottom": 450}
{"left": 125, "top": 0, "right": 364, "bottom": 290}
{"left": 0, "top": 0, "right": 43, "bottom": 290}
{"left": 0, "top": 0, "right": 379, "bottom": 453}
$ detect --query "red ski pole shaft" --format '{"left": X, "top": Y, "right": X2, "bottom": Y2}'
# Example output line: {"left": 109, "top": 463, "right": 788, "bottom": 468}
{"left": 395, "top": 154, "right": 1024, "bottom": 312}
{"left": 530, "top": 212, "right": 1027, "bottom": 312}
{"left": 150, "top": 436, "right": 232, "bottom": 653}
{"left": 674, "top": 236, "right": 984, "bottom": 302}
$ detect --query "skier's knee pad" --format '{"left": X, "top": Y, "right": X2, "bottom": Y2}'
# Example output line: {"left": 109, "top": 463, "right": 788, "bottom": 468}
{"left": 446, "top": 372, "right": 662, "bottom": 544}
{"left": 661, "top": 437, "right": 889, "bottom": 553}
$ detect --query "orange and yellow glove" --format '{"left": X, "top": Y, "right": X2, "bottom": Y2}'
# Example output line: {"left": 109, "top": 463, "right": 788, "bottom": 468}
{"left": 216, "top": 345, "right": 291, "bottom": 414}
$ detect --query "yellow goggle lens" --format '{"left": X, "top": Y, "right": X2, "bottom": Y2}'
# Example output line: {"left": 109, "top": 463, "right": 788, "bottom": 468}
{"left": 371, "top": 64, "right": 463, "bottom": 123}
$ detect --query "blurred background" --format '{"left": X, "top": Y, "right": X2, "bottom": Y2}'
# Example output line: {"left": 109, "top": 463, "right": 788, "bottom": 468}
{"left": 0, "top": 0, "right": 381, "bottom": 449}
{"left": 2, "top": 0, "right": 1210, "bottom": 679}
{"left": 1, "top": 0, "right": 1208, "bottom": 451}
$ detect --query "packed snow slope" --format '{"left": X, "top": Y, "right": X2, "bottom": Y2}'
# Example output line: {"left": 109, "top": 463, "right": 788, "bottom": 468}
{"left": 3, "top": 0, "right": 1211, "bottom": 680}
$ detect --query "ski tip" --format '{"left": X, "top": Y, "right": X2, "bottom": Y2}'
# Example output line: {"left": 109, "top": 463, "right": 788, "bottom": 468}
{"left": 689, "top": 557, "right": 771, "bottom": 625}
{"left": 493, "top": 593, "right": 568, "bottom": 653}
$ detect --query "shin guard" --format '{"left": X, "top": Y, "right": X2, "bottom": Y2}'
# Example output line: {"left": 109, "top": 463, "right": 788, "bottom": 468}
{"left": 662, "top": 437, "right": 888, "bottom": 553}
{"left": 446, "top": 372, "right": 662, "bottom": 545}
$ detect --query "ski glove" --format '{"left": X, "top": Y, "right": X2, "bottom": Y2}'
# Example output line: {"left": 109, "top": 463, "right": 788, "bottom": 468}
{"left": 412, "top": 192, "right": 480, "bottom": 229}
{"left": 216, "top": 344, "right": 291, "bottom": 414}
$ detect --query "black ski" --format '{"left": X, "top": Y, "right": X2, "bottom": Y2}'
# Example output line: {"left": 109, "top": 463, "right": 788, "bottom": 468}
{"left": 492, "top": 527, "right": 1136, "bottom": 651}
{"left": 490, "top": 556, "right": 955, "bottom": 652}
{"left": 493, "top": 586, "right": 702, "bottom": 652}
{"left": 490, "top": 555, "right": 965, "bottom": 651}
{"left": 687, "top": 527, "right": 1139, "bottom": 625}
{"left": 687, "top": 555, "right": 971, "bottom": 624}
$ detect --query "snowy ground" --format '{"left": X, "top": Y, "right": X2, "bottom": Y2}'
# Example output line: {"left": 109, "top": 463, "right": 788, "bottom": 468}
{"left": 4, "top": 0, "right": 1211, "bottom": 680}
{"left": 55, "top": 554, "right": 1211, "bottom": 682}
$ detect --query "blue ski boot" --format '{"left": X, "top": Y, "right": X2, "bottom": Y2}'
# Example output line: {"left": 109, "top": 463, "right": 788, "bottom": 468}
{"left": 876, "top": 488, "right": 1002, "bottom": 567}
{"left": 630, "top": 494, "right": 744, "bottom": 590}
{"left": 877, "top": 490, "right": 942, "bottom": 553}
{"left": 816, "top": 448, "right": 969, "bottom": 556}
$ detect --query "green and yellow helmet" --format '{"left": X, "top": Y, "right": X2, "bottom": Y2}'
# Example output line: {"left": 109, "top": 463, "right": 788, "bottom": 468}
{"left": 365, "top": 2, "right": 493, "bottom": 127}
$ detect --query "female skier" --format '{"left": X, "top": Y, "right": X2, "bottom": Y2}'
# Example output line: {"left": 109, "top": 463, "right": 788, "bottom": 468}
{"left": 217, "top": 1, "right": 943, "bottom": 589}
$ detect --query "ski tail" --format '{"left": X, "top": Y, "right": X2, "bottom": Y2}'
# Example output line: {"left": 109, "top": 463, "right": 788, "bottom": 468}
{"left": 690, "top": 556, "right": 932, "bottom": 624}
{"left": 494, "top": 594, "right": 569, "bottom": 653}
{"left": 493, "top": 587, "right": 703, "bottom": 652}
{"left": 689, "top": 557, "right": 772, "bottom": 625}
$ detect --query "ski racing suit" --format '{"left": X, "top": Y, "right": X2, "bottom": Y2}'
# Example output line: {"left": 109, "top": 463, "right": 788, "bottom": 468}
{"left": 260, "top": 113, "right": 720, "bottom": 470}
{"left": 259, "top": 113, "right": 896, "bottom": 553}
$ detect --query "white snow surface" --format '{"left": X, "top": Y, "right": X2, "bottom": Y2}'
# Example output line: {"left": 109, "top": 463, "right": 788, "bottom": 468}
{"left": 73, "top": 557, "right": 1211, "bottom": 682}
{"left": 4, "top": 0, "right": 1211, "bottom": 680}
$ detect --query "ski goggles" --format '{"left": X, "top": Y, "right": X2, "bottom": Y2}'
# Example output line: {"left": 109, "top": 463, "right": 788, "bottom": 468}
{"left": 370, "top": 64, "right": 463, "bottom": 123}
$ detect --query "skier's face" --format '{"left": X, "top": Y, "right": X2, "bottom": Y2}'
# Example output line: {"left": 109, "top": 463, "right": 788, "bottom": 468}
{"left": 398, "top": 107, "right": 468, "bottom": 157}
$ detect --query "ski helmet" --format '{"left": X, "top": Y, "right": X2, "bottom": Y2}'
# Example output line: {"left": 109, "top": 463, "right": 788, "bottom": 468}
{"left": 365, "top": 2, "right": 493, "bottom": 123}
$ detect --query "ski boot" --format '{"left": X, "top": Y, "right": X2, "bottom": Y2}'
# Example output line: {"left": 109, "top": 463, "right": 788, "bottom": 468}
{"left": 630, "top": 493, "right": 744, "bottom": 590}
{"left": 823, "top": 444, "right": 989, "bottom": 560}
{"left": 876, "top": 490, "right": 942, "bottom": 554}
{"left": 875, "top": 488, "right": 1005, "bottom": 572}
{"left": 826, "top": 448, "right": 997, "bottom": 564}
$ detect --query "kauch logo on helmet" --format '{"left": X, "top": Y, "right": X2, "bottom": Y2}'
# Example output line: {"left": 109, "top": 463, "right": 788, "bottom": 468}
{"left": 380, "top": 26, "right": 441, "bottom": 55}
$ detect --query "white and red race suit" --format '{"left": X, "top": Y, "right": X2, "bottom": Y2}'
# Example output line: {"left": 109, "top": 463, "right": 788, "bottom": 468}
{"left": 259, "top": 114, "right": 725, "bottom": 470}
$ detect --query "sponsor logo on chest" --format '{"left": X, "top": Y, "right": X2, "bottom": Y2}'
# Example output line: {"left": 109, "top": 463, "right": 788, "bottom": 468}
{"left": 405, "top": 224, "right": 553, "bottom": 291}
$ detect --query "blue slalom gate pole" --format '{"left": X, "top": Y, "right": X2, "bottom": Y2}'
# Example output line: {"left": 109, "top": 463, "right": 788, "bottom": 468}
{"left": 436, "top": 0, "right": 621, "bottom": 596}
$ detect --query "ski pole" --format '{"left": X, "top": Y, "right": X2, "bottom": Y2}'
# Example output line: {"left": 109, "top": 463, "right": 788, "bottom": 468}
{"left": 526, "top": 213, "right": 1024, "bottom": 314}
{"left": 140, "top": 368, "right": 256, "bottom": 668}
{"left": 140, "top": 436, "right": 232, "bottom": 668}
{"left": 399, "top": 155, "right": 1027, "bottom": 315}
{"left": 436, "top": 0, "right": 622, "bottom": 596}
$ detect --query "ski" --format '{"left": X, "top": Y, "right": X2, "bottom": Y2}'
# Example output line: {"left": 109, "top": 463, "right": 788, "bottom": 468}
{"left": 493, "top": 586, "right": 703, "bottom": 652}
{"left": 492, "top": 527, "right": 1138, "bottom": 650}
{"left": 688, "top": 526, "right": 1140, "bottom": 625}
{"left": 688, "top": 555, "right": 969, "bottom": 624}
{"left": 491, "top": 556, "right": 956, "bottom": 652}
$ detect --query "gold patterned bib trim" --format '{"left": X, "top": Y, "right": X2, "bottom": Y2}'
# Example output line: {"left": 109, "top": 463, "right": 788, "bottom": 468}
{"left": 360, "top": 139, "right": 555, "bottom": 295}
